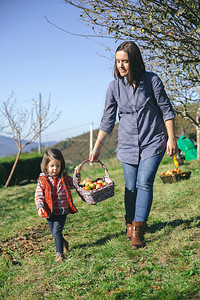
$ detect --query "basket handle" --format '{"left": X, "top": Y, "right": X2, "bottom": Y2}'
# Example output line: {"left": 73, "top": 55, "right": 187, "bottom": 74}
{"left": 73, "top": 159, "right": 109, "bottom": 188}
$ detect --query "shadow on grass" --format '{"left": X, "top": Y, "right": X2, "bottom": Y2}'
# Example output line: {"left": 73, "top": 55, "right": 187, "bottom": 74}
{"left": 0, "top": 189, "right": 34, "bottom": 208}
{"left": 147, "top": 215, "right": 200, "bottom": 234}
{"left": 71, "top": 230, "right": 125, "bottom": 250}
{"left": 71, "top": 216, "right": 200, "bottom": 250}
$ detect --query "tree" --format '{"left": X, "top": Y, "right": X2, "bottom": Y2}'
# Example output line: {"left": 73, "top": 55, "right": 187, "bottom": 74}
{"left": 1, "top": 94, "right": 61, "bottom": 187}
{"left": 63, "top": 0, "right": 200, "bottom": 154}
{"left": 0, "top": 111, "right": 7, "bottom": 133}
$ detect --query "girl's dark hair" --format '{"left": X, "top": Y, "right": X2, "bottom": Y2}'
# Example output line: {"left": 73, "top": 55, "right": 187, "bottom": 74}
{"left": 41, "top": 148, "right": 65, "bottom": 175}
{"left": 114, "top": 41, "right": 145, "bottom": 84}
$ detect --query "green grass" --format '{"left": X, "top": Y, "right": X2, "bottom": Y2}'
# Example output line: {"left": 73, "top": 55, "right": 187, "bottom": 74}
{"left": 0, "top": 155, "right": 199, "bottom": 299}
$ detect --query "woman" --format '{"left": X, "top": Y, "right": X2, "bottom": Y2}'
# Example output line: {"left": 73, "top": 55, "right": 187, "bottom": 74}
{"left": 90, "top": 41, "right": 178, "bottom": 248}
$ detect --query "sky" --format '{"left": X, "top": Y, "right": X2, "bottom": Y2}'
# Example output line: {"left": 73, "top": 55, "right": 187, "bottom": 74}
{"left": 0, "top": 0, "right": 119, "bottom": 143}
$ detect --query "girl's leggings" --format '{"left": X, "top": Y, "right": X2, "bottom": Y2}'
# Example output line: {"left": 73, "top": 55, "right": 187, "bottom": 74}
{"left": 47, "top": 214, "right": 67, "bottom": 254}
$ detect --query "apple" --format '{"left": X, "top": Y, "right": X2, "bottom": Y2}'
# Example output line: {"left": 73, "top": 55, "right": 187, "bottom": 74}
{"left": 83, "top": 186, "right": 91, "bottom": 191}
{"left": 160, "top": 172, "right": 165, "bottom": 176}
{"left": 102, "top": 182, "right": 108, "bottom": 186}
{"left": 89, "top": 183, "right": 96, "bottom": 189}
{"left": 97, "top": 179, "right": 104, "bottom": 185}
{"left": 96, "top": 183, "right": 102, "bottom": 189}
{"left": 95, "top": 177, "right": 102, "bottom": 182}
{"left": 85, "top": 180, "right": 93, "bottom": 186}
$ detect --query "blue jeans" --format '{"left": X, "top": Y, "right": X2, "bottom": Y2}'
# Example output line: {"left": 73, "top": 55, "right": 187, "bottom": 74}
{"left": 47, "top": 214, "right": 67, "bottom": 254}
{"left": 122, "top": 151, "right": 165, "bottom": 222}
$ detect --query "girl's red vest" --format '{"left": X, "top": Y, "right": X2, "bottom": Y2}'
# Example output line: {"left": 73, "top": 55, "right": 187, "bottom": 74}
{"left": 39, "top": 172, "right": 78, "bottom": 218}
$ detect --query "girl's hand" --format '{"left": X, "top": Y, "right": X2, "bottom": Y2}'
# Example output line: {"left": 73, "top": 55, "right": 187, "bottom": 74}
{"left": 38, "top": 207, "right": 45, "bottom": 218}
{"left": 74, "top": 165, "right": 81, "bottom": 175}
{"left": 166, "top": 138, "right": 178, "bottom": 156}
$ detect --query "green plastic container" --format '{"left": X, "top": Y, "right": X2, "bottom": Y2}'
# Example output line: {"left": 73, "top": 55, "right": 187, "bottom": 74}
{"left": 177, "top": 135, "right": 197, "bottom": 161}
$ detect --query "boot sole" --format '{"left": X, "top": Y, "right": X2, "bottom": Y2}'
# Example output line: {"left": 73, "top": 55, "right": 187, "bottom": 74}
{"left": 131, "top": 242, "right": 145, "bottom": 249}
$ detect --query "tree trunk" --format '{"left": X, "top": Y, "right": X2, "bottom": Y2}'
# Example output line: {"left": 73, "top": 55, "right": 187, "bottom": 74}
{"left": 196, "top": 106, "right": 200, "bottom": 161}
{"left": 5, "top": 148, "right": 22, "bottom": 188}
{"left": 197, "top": 128, "right": 200, "bottom": 161}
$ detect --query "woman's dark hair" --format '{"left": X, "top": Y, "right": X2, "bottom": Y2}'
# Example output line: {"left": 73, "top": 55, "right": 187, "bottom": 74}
{"left": 114, "top": 41, "right": 145, "bottom": 84}
{"left": 41, "top": 147, "right": 65, "bottom": 175}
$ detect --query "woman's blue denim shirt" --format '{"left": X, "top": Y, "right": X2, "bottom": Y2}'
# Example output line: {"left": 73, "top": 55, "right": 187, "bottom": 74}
{"left": 99, "top": 71, "right": 175, "bottom": 164}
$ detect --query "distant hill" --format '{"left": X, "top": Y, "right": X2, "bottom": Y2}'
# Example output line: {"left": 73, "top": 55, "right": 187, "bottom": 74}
{"left": 55, "top": 124, "right": 119, "bottom": 165}
{"left": 0, "top": 135, "right": 57, "bottom": 157}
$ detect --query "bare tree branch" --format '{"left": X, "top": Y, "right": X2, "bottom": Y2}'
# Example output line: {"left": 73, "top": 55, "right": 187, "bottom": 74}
{"left": 2, "top": 94, "right": 61, "bottom": 187}
{"left": 61, "top": 0, "right": 200, "bottom": 153}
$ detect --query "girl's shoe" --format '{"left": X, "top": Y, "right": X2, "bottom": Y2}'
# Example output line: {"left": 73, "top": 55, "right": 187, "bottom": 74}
{"left": 55, "top": 253, "right": 65, "bottom": 263}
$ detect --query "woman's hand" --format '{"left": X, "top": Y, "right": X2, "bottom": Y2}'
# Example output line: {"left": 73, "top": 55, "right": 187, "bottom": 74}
{"left": 90, "top": 147, "right": 101, "bottom": 162}
{"left": 38, "top": 207, "right": 45, "bottom": 218}
{"left": 165, "top": 119, "right": 178, "bottom": 156}
{"left": 89, "top": 130, "right": 109, "bottom": 162}
{"left": 166, "top": 137, "right": 178, "bottom": 156}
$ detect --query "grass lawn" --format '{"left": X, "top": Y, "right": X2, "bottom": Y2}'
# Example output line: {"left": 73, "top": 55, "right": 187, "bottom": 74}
{"left": 0, "top": 156, "right": 199, "bottom": 299}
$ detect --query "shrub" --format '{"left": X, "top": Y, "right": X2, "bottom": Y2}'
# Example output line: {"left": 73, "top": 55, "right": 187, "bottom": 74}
{"left": 0, "top": 153, "right": 43, "bottom": 187}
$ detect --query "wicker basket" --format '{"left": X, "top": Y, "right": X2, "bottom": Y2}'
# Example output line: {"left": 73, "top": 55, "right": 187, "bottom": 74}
{"left": 160, "top": 171, "right": 191, "bottom": 184}
{"left": 160, "top": 173, "right": 181, "bottom": 184}
{"left": 73, "top": 159, "right": 115, "bottom": 205}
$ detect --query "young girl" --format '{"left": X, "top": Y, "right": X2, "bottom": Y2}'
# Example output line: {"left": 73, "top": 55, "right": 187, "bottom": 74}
{"left": 35, "top": 148, "right": 81, "bottom": 262}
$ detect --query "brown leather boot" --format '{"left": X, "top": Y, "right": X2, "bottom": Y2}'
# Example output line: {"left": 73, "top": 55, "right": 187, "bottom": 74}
{"left": 125, "top": 216, "right": 134, "bottom": 240}
{"left": 131, "top": 221, "right": 146, "bottom": 248}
